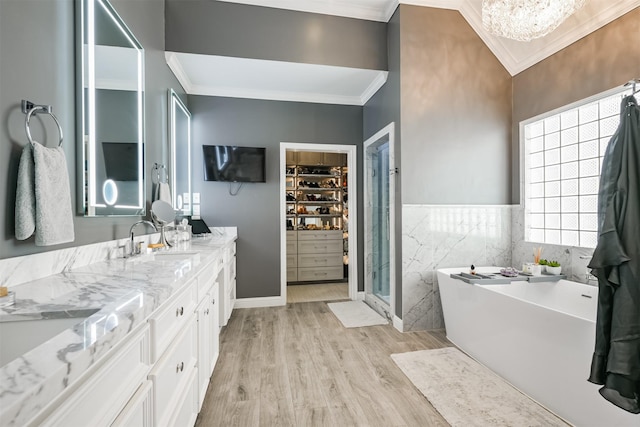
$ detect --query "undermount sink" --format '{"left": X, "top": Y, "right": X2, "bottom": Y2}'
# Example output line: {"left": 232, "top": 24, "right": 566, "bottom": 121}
{"left": 0, "top": 309, "right": 100, "bottom": 367}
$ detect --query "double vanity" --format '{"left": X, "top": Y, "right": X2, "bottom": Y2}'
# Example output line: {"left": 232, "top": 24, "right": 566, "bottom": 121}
{"left": 0, "top": 229, "right": 237, "bottom": 427}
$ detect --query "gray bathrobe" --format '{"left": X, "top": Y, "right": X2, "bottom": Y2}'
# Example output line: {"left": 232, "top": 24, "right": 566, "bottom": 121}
{"left": 588, "top": 95, "right": 640, "bottom": 413}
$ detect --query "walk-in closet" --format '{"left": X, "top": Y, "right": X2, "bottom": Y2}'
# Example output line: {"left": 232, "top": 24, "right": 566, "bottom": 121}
{"left": 285, "top": 150, "right": 349, "bottom": 302}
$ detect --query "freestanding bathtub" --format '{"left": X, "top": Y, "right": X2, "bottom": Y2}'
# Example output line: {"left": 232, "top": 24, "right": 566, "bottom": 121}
{"left": 437, "top": 267, "right": 638, "bottom": 427}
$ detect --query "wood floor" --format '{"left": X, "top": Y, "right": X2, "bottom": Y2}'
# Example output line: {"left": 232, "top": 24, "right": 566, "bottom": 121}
{"left": 196, "top": 302, "right": 453, "bottom": 426}
{"left": 286, "top": 283, "right": 348, "bottom": 304}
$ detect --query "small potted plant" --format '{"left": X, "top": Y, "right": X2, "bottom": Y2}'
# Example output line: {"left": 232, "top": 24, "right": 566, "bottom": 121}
{"left": 546, "top": 260, "right": 562, "bottom": 275}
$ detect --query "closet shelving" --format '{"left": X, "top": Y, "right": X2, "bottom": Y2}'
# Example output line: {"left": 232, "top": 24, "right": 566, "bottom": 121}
{"left": 286, "top": 166, "right": 345, "bottom": 231}
{"left": 286, "top": 155, "right": 348, "bottom": 283}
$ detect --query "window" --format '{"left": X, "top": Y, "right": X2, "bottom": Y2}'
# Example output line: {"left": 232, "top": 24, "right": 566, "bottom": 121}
{"left": 523, "top": 87, "right": 634, "bottom": 248}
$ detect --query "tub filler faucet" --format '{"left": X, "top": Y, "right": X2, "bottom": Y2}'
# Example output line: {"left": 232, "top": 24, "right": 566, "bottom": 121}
{"left": 580, "top": 255, "right": 598, "bottom": 284}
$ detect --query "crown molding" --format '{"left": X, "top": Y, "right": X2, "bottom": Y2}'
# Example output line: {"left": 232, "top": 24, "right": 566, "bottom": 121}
{"left": 360, "top": 71, "right": 389, "bottom": 104}
{"left": 165, "top": 52, "right": 193, "bottom": 93}
{"left": 189, "top": 84, "right": 368, "bottom": 105}
{"left": 399, "top": 0, "right": 462, "bottom": 11}
{"left": 216, "top": 0, "right": 391, "bottom": 21}
{"left": 458, "top": 0, "right": 640, "bottom": 75}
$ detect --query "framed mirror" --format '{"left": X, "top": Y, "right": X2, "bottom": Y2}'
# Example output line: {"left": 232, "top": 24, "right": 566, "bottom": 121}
{"left": 78, "top": 0, "right": 145, "bottom": 216}
{"left": 168, "top": 90, "right": 191, "bottom": 215}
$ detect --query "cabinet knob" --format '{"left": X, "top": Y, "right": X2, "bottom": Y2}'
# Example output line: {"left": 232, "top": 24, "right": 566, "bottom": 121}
{"left": 212, "top": 298, "right": 215, "bottom": 305}
{"left": 205, "top": 308, "right": 210, "bottom": 315}
{"left": 176, "top": 361, "right": 184, "bottom": 373}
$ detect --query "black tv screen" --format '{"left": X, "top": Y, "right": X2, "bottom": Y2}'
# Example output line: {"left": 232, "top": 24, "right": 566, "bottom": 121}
{"left": 202, "top": 145, "right": 266, "bottom": 182}
{"left": 102, "top": 142, "right": 139, "bottom": 181}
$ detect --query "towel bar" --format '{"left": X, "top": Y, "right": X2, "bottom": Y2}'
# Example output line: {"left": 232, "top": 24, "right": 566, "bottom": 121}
{"left": 21, "top": 99, "right": 64, "bottom": 147}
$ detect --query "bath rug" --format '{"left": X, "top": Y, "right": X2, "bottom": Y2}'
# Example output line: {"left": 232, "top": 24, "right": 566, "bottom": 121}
{"left": 391, "top": 347, "right": 569, "bottom": 427}
{"left": 327, "top": 301, "right": 387, "bottom": 328}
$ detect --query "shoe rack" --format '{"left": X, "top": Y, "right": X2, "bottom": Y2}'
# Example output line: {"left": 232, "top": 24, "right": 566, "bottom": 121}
{"left": 285, "top": 152, "right": 348, "bottom": 283}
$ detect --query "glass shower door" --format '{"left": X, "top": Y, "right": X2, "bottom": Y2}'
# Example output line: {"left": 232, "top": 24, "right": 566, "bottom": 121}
{"left": 366, "top": 138, "right": 391, "bottom": 304}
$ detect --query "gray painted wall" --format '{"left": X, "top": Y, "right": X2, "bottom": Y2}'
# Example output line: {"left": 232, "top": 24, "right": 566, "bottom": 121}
{"left": 165, "top": 0, "right": 388, "bottom": 70}
{"left": 0, "top": 0, "right": 184, "bottom": 259}
{"left": 363, "top": 8, "right": 404, "bottom": 318}
{"left": 399, "top": 5, "right": 512, "bottom": 205}
{"left": 189, "top": 96, "right": 363, "bottom": 299}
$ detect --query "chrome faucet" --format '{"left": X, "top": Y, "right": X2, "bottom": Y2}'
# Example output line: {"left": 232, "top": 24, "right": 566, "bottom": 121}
{"left": 127, "top": 220, "right": 157, "bottom": 256}
{"left": 580, "top": 255, "right": 598, "bottom": 283}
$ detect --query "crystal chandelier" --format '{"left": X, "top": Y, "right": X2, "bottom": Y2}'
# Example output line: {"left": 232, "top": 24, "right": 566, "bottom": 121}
{"left": 482, "top": 0, "right": 586, "bottom": 42}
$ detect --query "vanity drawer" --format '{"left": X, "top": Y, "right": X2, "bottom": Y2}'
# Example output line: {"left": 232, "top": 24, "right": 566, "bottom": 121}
{"left": 197, "top": 262, "right": 215, "bottom": 301}
{"left": 297, "top": 230, "right": 342, "bottom": 241}
{"left": 111, "top": 380, "right": 153, "bottom": 427}
{"left": 297, "top": 239, "right": 342, "bottom": 254}
{"left": 297, "top": 266, "right": 343, "bottom": 281}
{"left": 148, "top": 318, "right": 197, "bottom": 427}
{"left": 148, "top": 280, "right": 197, "bottom": 363}
{"left": 298, "top": 253, "right": 342, "bottom": 268}
{"left": 41, "top": 325, "right": 150, "bottom": 427}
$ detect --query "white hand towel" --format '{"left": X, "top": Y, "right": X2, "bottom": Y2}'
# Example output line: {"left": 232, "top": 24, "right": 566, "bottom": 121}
{"left": 15, "top": 144, "right": 36, "bottom": 240}
{"left": 15, "top": 143, "right": 75, "bottom": 246}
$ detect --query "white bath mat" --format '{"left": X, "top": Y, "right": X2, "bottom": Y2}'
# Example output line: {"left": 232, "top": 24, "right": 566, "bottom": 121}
{"left": 327, "top": 301, "right": 388, "bottom": 328}
{"left": 391, "top": 347, "right": 568, "bottom": 427}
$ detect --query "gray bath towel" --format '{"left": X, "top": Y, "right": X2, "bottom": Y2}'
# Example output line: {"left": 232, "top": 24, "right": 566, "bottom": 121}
{"left": 15, "top": 143, "right": 75, "bottom": 246}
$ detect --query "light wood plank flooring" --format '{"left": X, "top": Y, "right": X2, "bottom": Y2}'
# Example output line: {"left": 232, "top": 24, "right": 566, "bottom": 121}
{"left": 196, "top": 302, "right": 453, "bottom": 426}
{"left": 286, "top": 283, "right": 348, "bottom": 303}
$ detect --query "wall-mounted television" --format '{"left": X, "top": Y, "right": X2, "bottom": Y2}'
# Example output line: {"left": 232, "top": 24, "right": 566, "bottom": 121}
{"left": 202, "top": 145, "right": 266, "bottom": 183}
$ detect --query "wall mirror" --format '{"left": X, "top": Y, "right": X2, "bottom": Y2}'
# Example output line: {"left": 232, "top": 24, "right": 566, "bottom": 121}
{"left": 168, "top": 89, "right": 191, "bottom": 215}
{"left": 78, "top": 0, "right": 145, "bottom": 216}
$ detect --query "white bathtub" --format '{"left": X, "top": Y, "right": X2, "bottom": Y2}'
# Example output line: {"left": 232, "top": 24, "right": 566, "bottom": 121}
{"left": 437, "top": 267, "right": 638, "bottom": 427}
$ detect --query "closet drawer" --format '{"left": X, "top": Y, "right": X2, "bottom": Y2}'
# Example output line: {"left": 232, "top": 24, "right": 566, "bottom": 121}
{"left": 286, "top": 231, "right": 297, "bottom": 241}
{"left": 286, "top": 240, "right": 298, "bottom": 254}
{"left": 287, "top": 267, "right": 298, "bottom": 282}
{"left": 298, "top": 253, "right": 342, "bottom": 268}
{"left": 298, "top": 239, "right": 342, "bottom": 254}
{"left": 297, "top": 266, "right": 343, "bottom": 281}
{"left": 148, "top": 318, "right": 197, "bottom": 427}
{"left": 297, "top": 230, "right": 342, "bottom": 241}
{"left": 287, "top": 253, "right": 297, "bottom": 268}
{"left": 148, "top": 281, "right": 197, "bottom": 362}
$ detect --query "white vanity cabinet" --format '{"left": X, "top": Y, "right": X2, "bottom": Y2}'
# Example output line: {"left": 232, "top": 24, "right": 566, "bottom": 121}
{"left": 39, "top": 325, "right": 151, "bottom": 427}
{"left": 148, "top": 315, "right": 198, "bottom": 426}
{"left": 16, "top": 240, "right": 236, "bottom": 427}
{"left": 224, "top": 242, "right": 237, "bottom": 326}
{"left": 196, "top": 284, "right": 219, "bottom": 407}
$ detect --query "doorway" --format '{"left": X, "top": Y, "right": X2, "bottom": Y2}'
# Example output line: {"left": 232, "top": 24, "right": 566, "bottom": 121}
{"left": 279, "top": 143, "right": 358, "bottom": 304}
{"left": 363, "top": 123, "right": 395, "bottom": 318}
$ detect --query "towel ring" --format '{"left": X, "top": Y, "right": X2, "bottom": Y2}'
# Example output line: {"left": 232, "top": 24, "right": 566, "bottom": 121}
{"left": 24, "top": 104, "right": 64, "bottom": 147}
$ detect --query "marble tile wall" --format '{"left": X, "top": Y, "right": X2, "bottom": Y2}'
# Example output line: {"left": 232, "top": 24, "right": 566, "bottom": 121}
{"left": 0, "top": 226, "right": 233, "bottom": 288}
{"left": 0, "top": 234, "right": 161, "bottom": 288}
{"left": 402, "top": 204, "right": 512, "bottom": 331}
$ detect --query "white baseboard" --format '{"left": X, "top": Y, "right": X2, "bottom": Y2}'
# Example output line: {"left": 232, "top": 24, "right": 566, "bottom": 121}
{"left": 357, "top": 291, "right": 365, "bottom": 300}
{"left": 393, "top": 315, "right": 403, "bottom": 332}
{"left": 233, "top": 296, "right": 285, "bottom": 309}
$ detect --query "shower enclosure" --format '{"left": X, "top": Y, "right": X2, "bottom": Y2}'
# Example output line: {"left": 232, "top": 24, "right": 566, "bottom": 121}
{"left": 364, "top": 124, "right": 395, "bottom": 316}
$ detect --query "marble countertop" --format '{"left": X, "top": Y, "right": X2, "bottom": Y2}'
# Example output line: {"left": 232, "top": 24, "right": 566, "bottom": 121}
{"left": 0, "top": 231, "right": 236, "bottom": 427}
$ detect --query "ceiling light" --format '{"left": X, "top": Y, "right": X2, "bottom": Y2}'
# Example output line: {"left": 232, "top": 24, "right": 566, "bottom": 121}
{"left": 482, "top": 0, "right": 586, "bottom": 42}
